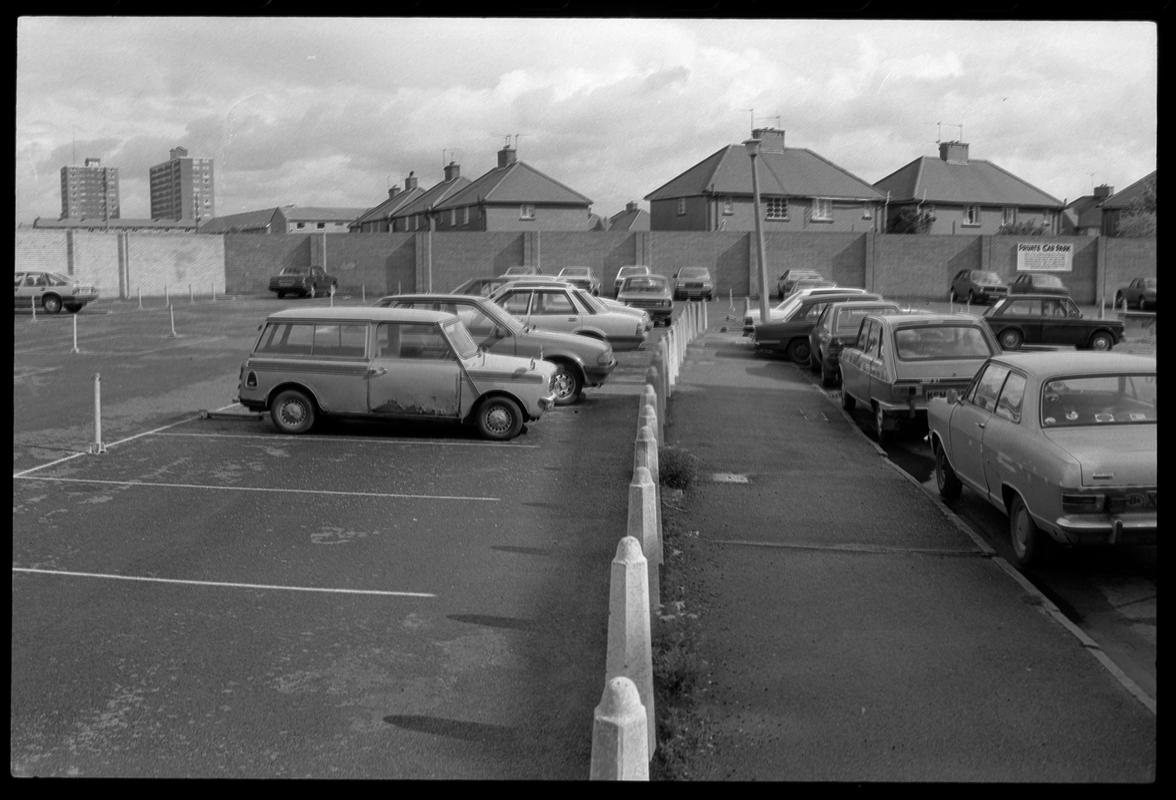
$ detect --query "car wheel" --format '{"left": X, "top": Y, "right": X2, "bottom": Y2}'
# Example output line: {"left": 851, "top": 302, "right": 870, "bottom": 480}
{"left": 41, "top": 294, "right": 63, "bottom": 314}
{"left": 840, "top": 388, "right": 856, "bottom": 412}
{"left": 808, "top": 350, "right": 821, "bottom": 374}
{"left": 820, "top": 361, "right": 839, "bottom": 388}
{"left": 934, "top": 442, "right": 962, "bottom": 501}
{"left": 1114, "top": 292, "right": 1124, "bottom": 307}
{"left": 998, "top": 328, "right": 1023, "bottom": 350}
{"left": 64, "top": 304, "right": 82, "bottom": 313}
{"left": 872, "top": 404, "right": 890, "bottom": 444}
{"left": 787, "top": 339, "right": 811, "bottom": 364}
{"left": 1137, "top": 297, "right": 1147, "bottom": 311}
{"left": 1088, "top": 331, "right": 1115, "bottom": 351}
{"left": 967, "top": 290, "right": 978, "bottom": 305}
{"left": 276, "top": 290, "right": 286, "bottom": 299}
{"left": 549, "top": 361, "right": 583, "bottom": 406}
{"left": 474, "top": 396, "right": 524, "bottom": 440}
{"left": 270, "top": 389, "right": 316, "bottom": 434}
{"left": 1009, "top": 495, "right": 1044, "bottom": 570}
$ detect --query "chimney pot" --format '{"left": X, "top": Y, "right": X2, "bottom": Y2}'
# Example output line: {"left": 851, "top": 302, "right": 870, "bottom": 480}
{"left": 938, "top": 141, "right": 969, "bottom": 164}
{"left": 498, "top": 146, "right": 518, "bottom": 168}
{"left": 444, "top": 162, "right": 460, "bottom": 181}
{"left": 751, "top": 128, "right": 786, "bottom": 153}
{"left": 1094, "top": 184, "right": 1113, "bottom": 200}
{"left": 388, "top": 186, "right": 401, "bottom": 198}
{"left": 405, "top": 172, "right": 418, "bottom": 191}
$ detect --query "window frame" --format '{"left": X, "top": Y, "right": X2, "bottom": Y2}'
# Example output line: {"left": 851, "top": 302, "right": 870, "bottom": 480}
{"left": 519, "top": 203, "right": 536, "bottom": 220}
{"left": 811, "top": 197, "right": 833, "bottom": 221}
{"left": 963, "top": 205, "right": 981, "bottom": 226}
{"left": 765, "top": 196, "right": 789, "bottom": 220}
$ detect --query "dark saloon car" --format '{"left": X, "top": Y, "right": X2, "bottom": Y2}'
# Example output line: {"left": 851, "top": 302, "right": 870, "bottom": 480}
{"left": 753, "top": 291, "right": 882, "bottom": 362}
{"left": 775, "top": 269, "right": 824, "bottom": 299}
{"left": 982, "top": 294, "right": 1123, "bottom": 351}
{"left": 808, "top": 299, "right": 902, "bottom": 387}
{"left": 377, "top": 293, "right": 617, "bottom": 406}
{"left": 1115, "top": 278, "right": 1156, "bottom": 311}
{"left": 950, "top": 269, "right": 1008, "bottom": 305}
{"left": 671, "top": 267, "right": 715, "bottom": 301}
{"left": 269, "top": 265, "right": 338, "bottom": 299}
{"left": 1009, "top": 272, "right": 1069, "bottom": 296}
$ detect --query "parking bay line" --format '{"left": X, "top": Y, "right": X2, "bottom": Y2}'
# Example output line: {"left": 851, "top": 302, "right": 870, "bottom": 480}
{"left": 12, "top": 567, "right": 435, "bottom": 598}
{"left": 13, "top": 475, "right": 499, "bottom": 503}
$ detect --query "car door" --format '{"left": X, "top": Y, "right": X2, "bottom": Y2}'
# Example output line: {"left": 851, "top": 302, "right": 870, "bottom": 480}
{"left": 948, "top": 362, "right": 1010, "bottom": 498}
{"left": 1040, "top": 296, "right": 1085, "bottom": 346}
{"left": 368, "top": 321, "right": 462, "bottom": 418}
{"left": 526, "top": 288, "right": 583, "bottom": 334}
{"left": 865, "top": 321, "right": 895, "bottom": 406}
{"left": 841, "top": 318, "right": 879, "bottom": 404}
{"left": 980, "top": 369, "right": 1028, "bottom": 496}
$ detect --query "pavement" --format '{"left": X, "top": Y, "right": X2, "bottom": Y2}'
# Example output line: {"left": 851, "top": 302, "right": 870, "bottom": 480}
{"left": 650, "top": 303, "right": 1156, "bottom": 782}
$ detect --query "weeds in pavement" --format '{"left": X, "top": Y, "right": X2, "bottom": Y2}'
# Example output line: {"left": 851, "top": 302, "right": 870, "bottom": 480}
{"left": 659, "top": 446, "right": 701, "bottom": 491}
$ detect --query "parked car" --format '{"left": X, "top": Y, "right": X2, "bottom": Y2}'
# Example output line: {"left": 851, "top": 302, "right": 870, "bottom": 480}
{"left": 556, "top": 266, "right": 601, "bottom": 295}
{"left": 268, "top": 265, "right": 337, "bottom": 299}
{"left": 376, "top": 293, "right": 617, "bottom": 406}
{"left": 743, "top": 286, "right": 872, "bottom": 335}
{"left": 775, "top": 269, "right": 825, "bottom": 299}
{"left": 981, "top": 294, "right": 1123, "bottom": 351}
{"left": 752, "top": 291, "right": 882, "bottom": 362}
{"left": 926, "top": 351, "right": 1156, "bottom": 569}
{"left": 613, "top": 265, "right": 651, "bottom": 296}
{"left": 488, "top": 282, "right": 648, "bottom": 351}
{"left": 839, "top": 312, "right": 999, "bottom": 442}
{"left": 950, "top": 269, "right": 1009, "bottom": 305}
{"left": 14, "top": 270, "right": 98, "bottom": 314}
{"left": 784, "top": 278, "right": 837, "bottom": 298}
{"left": 807, "top": 299, "right": 903, "bottom": 387}
{"left": 618, "top": 274, "right": 675, "bottom": 326}
{"left": 1115, "top": 277, "right": 1156, "bottom": 311}
{"left": 452, "top": 276, "right": 511, "bottom": 297}
{"left": 672, "top": 267, "right": 715, "bottom": 301}
{"left": 236, "top": 306, "right": 556, "bottom": 440}
{"left": 1009, "top": 272, "right": 1069, "bottom": 296}
{"left": 500, "top": 265, "right": 542, "bottom": 277}
{"left": 497, "top": 277, "right": 652, "bottom": 330}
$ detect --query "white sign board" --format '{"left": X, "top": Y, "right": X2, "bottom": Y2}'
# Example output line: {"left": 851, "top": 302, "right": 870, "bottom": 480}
{"left": 1016, "top": 242, "right": 1073, "bottom": 272}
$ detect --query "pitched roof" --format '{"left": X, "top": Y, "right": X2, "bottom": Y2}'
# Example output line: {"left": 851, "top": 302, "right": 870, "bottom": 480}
{"left": 608, "top": 206, "right": 651, "bottom": 231}
{"left": 433, "top": 160, "right": 592, "bottom": 210}
{"left": 873, "top": 155, "right": 1063, "bottom": 207}
{"left": 279, "top": 206, "right": 368, "bottom": 223}
{"left": 197, "top": 208, "right": 281, "bottom": 233}
{"left": 392, "top": 175, "right": 473, "bottom": 218}
{"left": 1100, "top": 171, "right": 1155, "bottom": 209}
{"left": 644, "top": 145, "right": 884, "bottom": 202}
{"left": 353, "top": 189, "right": 426, "bottom": 226}
{"left": 1063, "top": 195, "right": 1106, "bottom": 229}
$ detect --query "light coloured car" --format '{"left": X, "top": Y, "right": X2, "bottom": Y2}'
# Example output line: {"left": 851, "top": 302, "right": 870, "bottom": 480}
{"left": 452, "top": 276, "right": 510, "bottom": 297}
{"left": 618, "top": 274, "right": 674, "bottom": 326}
{"left": 376, "top": 292, "right": 617, "bottom": 406}
{"left": 926, "top": 351, "right": 1156, "bottom": 569}
{"left": 498, "top": 277, "right": 651, "bottom": 331}
{"left": 613, "top": 265, "right": 651, "bottom": 296}
{"left": 775, "top": 268, "right": 826, "bottom": 299}
{"left": 500, "top": 265, "right": 542, "bottom": 277}
{"left": 557, "top": 266, "right": 601, "bottom": 295}
{"left": 236, "top": 306, "right": 556, "bottom": 440}
{"left": 839, "top": 312, "right": 999, "bottom": 442}
{"left": 14, "top": 270, "right": 99, "bottom": 314}
{"left": 489, "top": 282, "right": 648, "bottom": 351}
{"left": 672, "top": 267, "right": 714, "bottom": 301}
{"left": 784, "top": 277, "right": 837, "bottom": 298}
{"left": 743, "top": 286, "right": 871, "bottom": 335}
{"left": 807, "top": 299, "right": 903, "bottom": 387}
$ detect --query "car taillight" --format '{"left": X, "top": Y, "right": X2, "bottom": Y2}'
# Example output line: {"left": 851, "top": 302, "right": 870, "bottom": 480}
{"left": 245, "top": 370, "right": 258, "bottom": 389}
{"left": 1062, "top": 493, "right": 1105, "bottom": 514}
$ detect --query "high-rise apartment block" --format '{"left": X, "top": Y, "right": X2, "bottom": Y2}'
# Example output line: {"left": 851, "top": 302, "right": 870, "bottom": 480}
{"left": 149, "top": 146, "right": 215, "bottom": 222}
{"left": 60, "top": 157, "right": 120, "bottom": 220}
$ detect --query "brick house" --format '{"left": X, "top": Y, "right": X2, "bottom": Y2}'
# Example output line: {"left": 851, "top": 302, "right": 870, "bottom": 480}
{"left": 873, "top": 141, "right": 1064, "bottom": 235}
{"left": 1096, "top": 171, "right": 1156, "bottom": 236}
{"left": 200, "top": 205, "right": 366, "bottom": 234}
{"left": 1061, "top": 184, "right": 1114, "bottom": 237}
{"left": 387, "top": 162, "right": 473, "bottom": 232}
{"left": 608, "top": 201, "right": 651, "bottom": 231}
{"left": 644, "top": 128, "right": 885, "bottom": 232}
{"left": 350, "top": 174, "right": 427, "bottom": 233}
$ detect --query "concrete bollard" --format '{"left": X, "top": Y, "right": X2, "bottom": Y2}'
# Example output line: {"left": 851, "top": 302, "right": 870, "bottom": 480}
{"left": 589, "top": 676, "right": 649, "bottom": 780}
{"left": 643, "top": 366, "right": 664, "bottom": 426}
{"left": 628, "top": 465, "right": 661, "bottom": 616}
{"left": 635, "top": 425, "right": 662, "bottom": 548}
{"left": 638, "top": 402, "right": 659, "bottom": 449}
{"left": 605, "top": 536, "right": 656, "bottom": 758}
{"left": 30, "top": 296, "right": 37, "bottom": 321}
{"left": 641, "top": 384, "right": 660, "bottom": 441}
{"left": 655, "top": 341, "right": 671, "bottom": 400}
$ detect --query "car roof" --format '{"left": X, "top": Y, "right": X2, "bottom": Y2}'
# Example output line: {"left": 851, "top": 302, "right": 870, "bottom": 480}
{"left": 873, "top": 312, "right": 986, "bottom": 326}
{"left": 990, "top": 351, "right": 1155, "bottom": 374}
{"left": 265, "top": 307, "right": 452, "bottom": 324}
{"left": 377, "top": 293, "right": 491, "bottom": 305}
{"left": 995, "top": 293, "right": 1074, "bottom": 301}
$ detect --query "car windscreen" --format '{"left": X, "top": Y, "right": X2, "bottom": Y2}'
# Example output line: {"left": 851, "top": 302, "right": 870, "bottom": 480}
{"left": 976, "top": 272, "right": 1002, "bottom": 283}
{"left": 1041, "top": 373, "right": 1157, "bottom": 427}
{"left": 893, "top": 325, "right": 993, "bottom": 361}
{"left": 679, "top": 268, "right": 709, "bottom": 279}
{"left": 442, "top": 320, "right": 479, "bottom": 359}
{"left": 622, "top": 277, "right": 668, "bottom": 292}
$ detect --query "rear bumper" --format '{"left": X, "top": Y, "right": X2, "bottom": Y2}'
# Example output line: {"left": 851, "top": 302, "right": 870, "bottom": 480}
{"left": 1050, "top": 513, "right": 1157, "bottom": 546}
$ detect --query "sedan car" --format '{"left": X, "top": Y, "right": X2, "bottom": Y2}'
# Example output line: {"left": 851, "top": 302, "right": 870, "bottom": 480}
{"left": 618, "top": 274, "right": 674, "bottom": 326}
{"left": 1115, "top": 277, "right": 1156, "bottom": 311}
{"left": 753, "top": 291, "right": 882, "bottom": 362}
{"left": 14, "top": 270, "right": 99, "bottom": 314}
{"left": 556, "top": 266, "right": 601, "bottom": 295}
{"left": 926, "top": 351, "right": 1156, "bottom": 569}
{"left": 743, "top": 286, "right": 871, "bottom": 335}
{"left": 1009, "top": 272, "right": 1069, "bottom": 296}
{"left": 497, "top": 277, "right": 651, "bottom": 330}
{"left": 452, "top": 276, "right": 511, "bottom": 297}
{"left": 839, "top": 312, "right": 999, "bottom": 442}
{"left": 613, "top": 265, "right": 651, "bottom": 296}
{"left": 807, "top": 299, "right": 903, "bottom": 387}
{"left": 376, "top": 293, "right": 617, "bottom": 406}
{"left": 269, "top": 265, "right": 337, "bottom": 299}
{"left": 672, "top": 267, "right": 715, "bottom": 301}
{"left": 950, "top": 269, "right": 1008, "bottom": 305}
{"left": 776, "top": 269, "right": 825, "bottom": 299}
{"left": 489, "top": 282, "right": 648, "bottom": 351}
{"left": 981, "top": 294, "right": 1123, "bottom": 351}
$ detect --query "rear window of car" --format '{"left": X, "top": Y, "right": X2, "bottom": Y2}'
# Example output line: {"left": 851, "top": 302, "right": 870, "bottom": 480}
{"left": 893, "top": 325, "right": 993, "bottom": 360}
{"left": 975, "top": 271, "right": 1002, "bottom": 283}
{"left": 256, "top": 322, "right": 367, "bottom": 358}
{"left": 1041, "top": 373, "right": 1157, "bottom": 427}
{"left": 623, "top": 277, "right": 668, "bottom": 292}
{"left": 835, "top": 306, "right": 899, "bottom": 334}
{"left": 679, "top": 268, "right": 710, "bottom": 279}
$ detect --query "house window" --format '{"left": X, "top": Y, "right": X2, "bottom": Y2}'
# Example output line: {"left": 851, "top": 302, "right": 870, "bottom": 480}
{"left": 1002, "top": 207, "right": 1017, "bottom": 225}
{"left": 765, "top": 197, "right": 789, "bottom": 220}
{"left": 463, "top": 207, "right": 470, "bottom": 225}
{"left": 316, "top": 223, "right": 325, "bottom": 229}
{"left": 676, "top": 198, "right": 686, "bottom": 216}
{"left": 963, "top": 205, "right": 981, "bottom": 226}
{"left": 811, "top": 198, "right": 833, "bottom": 221}
{"left": 722, "top": 197, "right": 734, "bottom": 215}
{"left": 450, "top": 209, "right": 457, "bottom": 226}
{"left": 520, "top": 204, "right": 535, "bottom": 220}
{"left": 296, "top": 222, "right": 305, "bottom": 229}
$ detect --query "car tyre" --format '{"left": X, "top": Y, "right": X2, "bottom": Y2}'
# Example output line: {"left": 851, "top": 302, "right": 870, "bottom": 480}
{"left": 1009, "top": 495, "right": 1044, "bottom": 570}
{"left": 474, "top": 396, "right": 524, "bottom": 440}
{"left": 1088, "top": 331, "right": 1114, "bottom": 351}
{"left": 872, "top": 403, "right": 890, "bottom": 444}
{"left": 65, "top": 304, "right": 83, "bottom": 313}
{"left": 270, "top": 389, "right": 316, "bottom": 434}
{"left": 276, "top": 290, "right": 286, "bottom": 299}
{"left": 949, "top": 289, "right": 958, "bottom": 303}
{"left": 788, "top": 339, "right": 811, "bottom": 364}
{"left": 967, "top": 290, "right": 978, "bottom": 305}
{"left": 1137, "top": 297, "right": 1147, "bottom": 311}
{"left": 997, "top": 328, "right": 1023, "bottom": 350}
{"left": 840, "top": 388, "right": 856, "bottom": 412}
{"left": 1114, "top": 292, "right": 1124, "bottom": 308}
{"left": 41, "top": 294, "right": 63, "bottom": 314}
{"left": 820, "top": 360, "right": 839, "bottom": 388}
{"left": 550, "top": 361, "right": 584, "bottom": 406}
{"left": 934, "top": 442, "right": 962, "bottom": 501}
{"left": 808, "top": 350, "right": 821, "bottom": 374}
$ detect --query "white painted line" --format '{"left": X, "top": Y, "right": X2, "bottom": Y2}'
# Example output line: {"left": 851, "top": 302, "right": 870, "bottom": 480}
{"left": 12, "top": 567, "right": 435, "bottom": 598}
{"left": 13, "top": 475, "right": 498, "bottom": 502}
{"left": 154, "top": 431, "right": 539, "bottom": 448}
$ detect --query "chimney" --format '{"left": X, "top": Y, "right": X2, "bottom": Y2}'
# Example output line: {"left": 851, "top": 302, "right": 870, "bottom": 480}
{"left": 444, "top": 161, "right": 460, "bottom": 181}
{"left": 405, "top": 171, "right": 418, "bottom": 191}
{"left": 751, "top": 127, "right": 786, "bottom": 153}
{"left": 388, "top": 186, "right": 401, "bottom": 199}
{"left": 1093, "top": 184, "right": 1113, "bottom": 200}
{"left": 170, "top": 146, "right": 189, "bottom": 160}
{"left": 498, "top": 145, "right": 518, "bottom": 168}
{"left": 938, "top": 141, "right": 969, "bottom": 165}
{"left": 626, "top": 201, "right": 638, "bottom": 212}
{"left": 84, "top": 157, "right": 101, "bottom": 167}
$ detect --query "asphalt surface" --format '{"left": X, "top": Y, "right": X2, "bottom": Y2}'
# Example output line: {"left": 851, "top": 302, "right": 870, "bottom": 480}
{"left": 656, "top": 311, "right": 1156, "bottom": 782}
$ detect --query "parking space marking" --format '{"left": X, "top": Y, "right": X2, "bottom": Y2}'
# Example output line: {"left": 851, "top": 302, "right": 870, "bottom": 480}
{"left": 12, "top": 567, "right": 435, "bottom": 598}
{"left": 154, "top": 431, "right": 539, "bottom": 448}
{"left": 13, "top": 475, "right": 498, "bottom": 502}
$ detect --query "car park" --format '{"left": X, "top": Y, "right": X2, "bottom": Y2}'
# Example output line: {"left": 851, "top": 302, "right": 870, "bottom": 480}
{"left": 1115, "top": 277, "right": 1156, "bottom": 311}
{"left": 452, "top": 276, "right": 511, "bottom": 297}
{"left": 807, "top": 299, "right": 903, "bottom": 386}
{"left": 556, "top": 266, "right": 601, "bottom": 295}
{"left": 775, "top": 269, "right": 825, "bottom": 299}
{"left": 839, "top": 312, "right": 999, "bottom": 442}
{"left": 489, "top": 281, "right": 648, "bottom": 351}
{"left": 672, "top": 267, "right": 715, "bottom": 301}
{"left": 743, "top": 286, "right": 871, "bottom": 335}
{"left": 236, "top": 306, "right": 555, "bottom": 440}
{"left": 613, "top": 265, "right": 651, "bottom": 296}
{"left": 375, "top": 292, "right": 617, "bottom": 406}
{"left": 268, "top": 265, "right": 337, "bottom": 299}
{"left": 13, "top": 270, "right": 99, "bottom": 313}
{"left": 617, "top": 274, "right": 675, "bottom": 326}
{"left": 1009, "top": 272, "right": 1069, "bottom": 296}
{"left": 752, "top": 291, "right": 882, "bottom": 362}
{"left": 949, "top": 269, "right": 1008, "bottom": 305}
{"left": 926, "top": 351, "right": 1156, "bottom": 569}
{"left": 981, "top": 294, "right": 1123, "bottom": 351}
{"left": 500, "top": 265, "right": 542, "bottom": 278}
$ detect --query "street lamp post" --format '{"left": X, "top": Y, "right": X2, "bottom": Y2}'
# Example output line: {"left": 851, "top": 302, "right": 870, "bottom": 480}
{"left": 744, "top": 138, "right": 771, "bottom": 326}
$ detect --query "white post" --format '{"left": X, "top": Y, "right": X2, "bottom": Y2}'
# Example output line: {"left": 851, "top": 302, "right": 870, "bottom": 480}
{"left": 362, "top": 283, "right": 366, "bottom": 303}
{"left": 169, "top": 304, "right": 178, "bottom": 338}
{"left": 189, "top": 283, "right": 194, "bottom": 304}
{"left": 31, "top": 296, "right": 37, "bottom": 321}
{"left": 164, "top": 284, "right": 169, "bottom": 306}
{"left": 71, "top": 314, "right": 79, "bottom": 354}
{"left": 628, "top": 465, "right": 661, "bottom": 616}
{"left": 589, "top": 677, "right": 649, "bottom": 781}
{"left": 89, "top": 373, "right": 107, "bottom": 454}
{"left": 138, "top": 287, "right": 143, "bottom": 309}
{"left": 605, "top": 536, "right": 655, "bottom": 758}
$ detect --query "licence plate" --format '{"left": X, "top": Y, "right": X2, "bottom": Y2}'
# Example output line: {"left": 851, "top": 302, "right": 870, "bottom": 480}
{"left": 926, "top": 389, "right": 948, "bottom": 399}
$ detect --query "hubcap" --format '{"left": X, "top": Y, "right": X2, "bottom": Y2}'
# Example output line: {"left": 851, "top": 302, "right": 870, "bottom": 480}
{"left": 553, "top": 371, "right": 575, "bottom": 399}
{"left": 486, "top": 406, "right": 512, "bottom": 433}
{"left": 281, "top": 401, "right": 306, "bottom": 425}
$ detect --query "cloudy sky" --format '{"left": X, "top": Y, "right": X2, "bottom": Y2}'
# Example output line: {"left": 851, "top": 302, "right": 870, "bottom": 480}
{"left": 16, "top": 16, "right": 1157, "bottom": 225}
